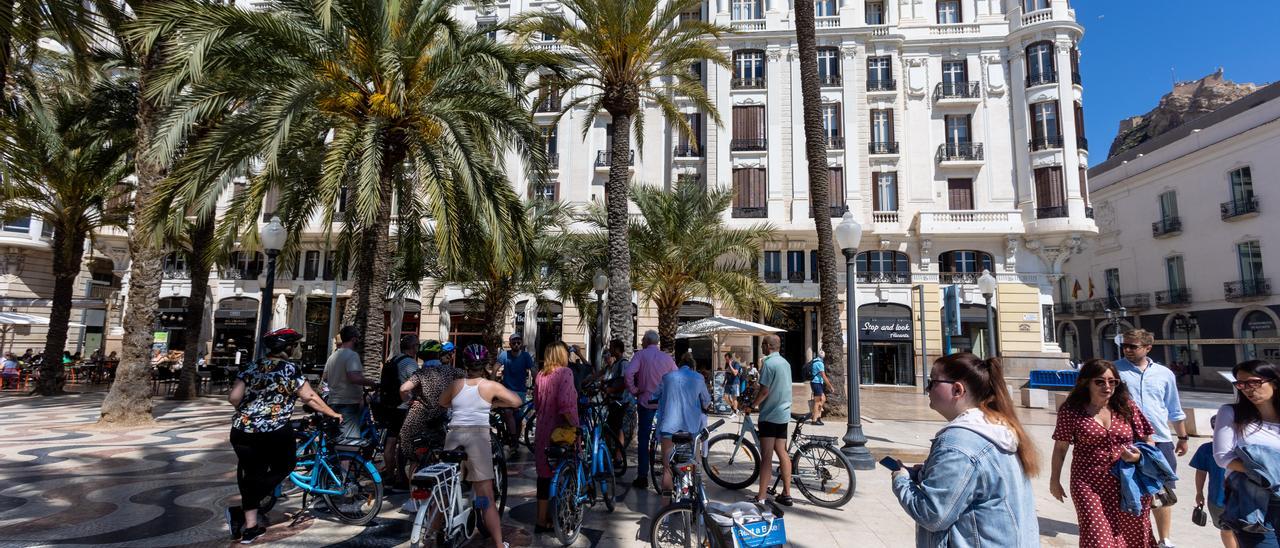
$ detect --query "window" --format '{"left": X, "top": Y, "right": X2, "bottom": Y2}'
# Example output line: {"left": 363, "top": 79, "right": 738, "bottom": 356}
{"left": 1230, "top": 166, "right": 1255, "bottom": 203}
{"left": 1034, "top": 167, "right": 1066, "bottom": 215}
{"left": 262, "top": 186, "right": 279, "bottom": 221}
{"left": 867, "top": 56, "right": 892, "bottom": 86}
{"left": 1159, "top": 191, "right": 1178, "bottom": 220}
{"left": 336, "top": 185, "right": 349, "bottom": 214}
{"left": 676, "top": 113, "right": 703, "bottom": 153}
{"left": 731, "top": 105, "right": 766, "bottom": 149}
{"left": 304, "top": 250, "right": 319, "bottom": 280}
{"left": 871, "top": 109, "right": 893, "bottom": 144}
{"left": 732, "top": 168, "right": 768, "bottom": 217}
{"left": 1, "top": 215, "right": 30, "bottom": 233}
{"left": 1242, "top": 311, "right": 1279, "bottom": 361}
{"left": 533, "top": 180, "right": 559, "bottom": 202}
{"left": 1239, "top": 241, "right": 1265, "bottom": 282}
{"left": 810, "top": 250, "right": 820, "bottom": 282}
{"left": 857, "top": 251, "right": 910, "bottom": 273}
{"left": 1026, "top": 42, "right": 1056, "bottom": 86}
{"left": 1029, "top": 102, "right": 1061, "bottom": 148}
{"left": 947, "top": 178, "right": 974, "bottom": 210}
{"left": 1070, "top": 47, "right": 1081, "bottom": 85}
{"left": 815, "top": 0, "right": 837, "bottom": 17}
{"left": 1024, "top": 0, "right": 1050, "bottom": 11}
{"left": 732, "top": 0, "right": 763, "bottom": 20}
{"left": 732, "top": 50, "right": 766, "bottom": 87}
{"left": 1074, "top": 101, "right": 1086, "bottom": 146}
{"left": 228, "top": 251, "right": 264, "bottom": 279}
{"left": 162, "top": 252, "right": 187, "bottom": 276}
{"left": 944, "top": 114, "right": 971, "bottom": 145}
{"left": 787, "top": 250, "right": 806, "bottom": 282}
{"left": 763, "top": 250, "right": 782, "bottom": 281}
{"left": 874, "top": 172, "right": 898, "bottom": 211}
{"left": 865, "top": 1, "right": 885, "bottom": 24}
{"left": 821, "top": 103, "right": 841, "bottom": 143}
{"left": 323, "top": 251, "right": 336, "bottom": 281}
{"left": 536, "top": 75, "right": 561, "bottom": 111}
{"left": 816, "top": 48, "right": 840, "bottom": 84}
{"left": 940, "top": 250, "right": 993, "bottom": 273}
{"left": 1166, "top": 255, "right": 1186, "bottom": 291}
{"left": 543, "top": 126, "right": 558, "bottom": 158}
{"left": 936, "top": 0, "right": 961, "bottom": 24}
{"left": 942, "top": 60, "right": 967, "bottom": 87}
{"left": 1104, "top": 268, "right": 1121, "bottom": 306}
{"left": 477, "top": 21, "right": 497, "bottom": 41}
{"left": 828, "top": 167, "right": 846, "bottom": 213}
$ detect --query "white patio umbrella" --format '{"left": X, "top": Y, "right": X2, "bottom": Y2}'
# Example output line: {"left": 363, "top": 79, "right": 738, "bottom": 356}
{"left": 271, "top": 294, "right": 289, "bottom": 330}
{"left": 675, "top": 315, "right": 784, "bottom": 362}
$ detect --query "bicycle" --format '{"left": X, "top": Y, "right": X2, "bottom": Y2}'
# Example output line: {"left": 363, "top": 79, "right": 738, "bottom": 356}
{"left": 283, "top": 414, "right": 384, "bottom": 525}
{"left": 703, "top": 412, "right": 855, "bottom": 508}
{"left": 548, "top": 399, "right": 618, "bottom": 546}
{"left": 407, "top": 448, "right": 478, "bottom": 548}
{"left": 407, "top": 416, "right": 509, "bottom": 519}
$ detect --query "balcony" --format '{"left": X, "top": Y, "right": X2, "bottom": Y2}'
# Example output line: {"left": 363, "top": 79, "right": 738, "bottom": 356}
{"left": 730, "top": 138, "right": 767, "bottom": 151}
{"left": 1026, "top": 71, "right": 1057, "bottom": 88}
{"left": 1072, "top": 72, "right": 1082, "bottom": 86}
{"left": 1077, "top": 136, "right": 1088, "bottom": 151}
{"left": 935, "top": 142, "right": 984, "bottom": 165}
{"left": 1151, "top": 216, "right": 1181, "bottom": 238}
{"left": 731, "top": 19, "right": 765, "bottom": 31}
{"left": 933, "top": 82, "right": 980, "bottom": 102}
{"left": 867, "top": 79, "right": 896, "bottom": 92}
{"left": 787, "top": 272, "right": 806, "bottom": 284}
{"left": 825, "top": 135, "right": 845, "bottom": 150}
{"left": 815, "top": 16, "right": 840, "bottom": 28}
{"left": 1076, "top": 299, "right": 1106, "bottom": 316}
{"left": 1053, "top": 302, "right": 1074, "bottom": 316}
{"left": 162, "top": 269, "right": 190, "bottom": 280}
{"left": 819, "top": 75, "right": 842, "bottom": 87}
{"left": 594, "top": 150, "right": 634, "bottom": 170}
{"left": 763, "top": 271, "right": 781, "bottom": 283}
{"left": 872, "top": 211, "right": 899, "bottom": 224}
{"left": 1119, "top": 293, "right": 1151, "bottom": 311}
{"left": 916, "top": 210, "right": 1023, "bottom": 235}
{"left": 1221, "top": 196, "right": 1260, "bottom": 221}
{"left": 857, "top": 272, "right": 911, "bottom": 285}
{"left": 673, "top": 145, "right": 703, "bottom": 158}
{"left": 868, "top": 141, "right": 899, "bottom": 155}
{"left": 731, "top": 77, "right": 766, "bottom": 89}
{"left": 1029, "top": 135, "right": 1063, "bottom": 151}
{"left": 534, "top": 96, "right": 561, "bottom": 113}
{"left": 1035, "top": 205, "right": 1069, "bottom": 219}
{"left": 1155, "top": 288, "right": 1192, "bottom": 308}
{"left": 545, "top": 152, "right": 560, "bottom": 169}
{"left": 929, "top": 23, "right": 980, "bottom": 35}
{"left": 1226, "top": 278, "right": 1272, "bottom": 302}
{"left": 1085, "top": 206, "right": 1095, "bottom": 219}
{"left": 940, "top": 272, "right": 981, "bottom": 285}
{"left": 733, "top": 206, "right": 767, "bottom": 218}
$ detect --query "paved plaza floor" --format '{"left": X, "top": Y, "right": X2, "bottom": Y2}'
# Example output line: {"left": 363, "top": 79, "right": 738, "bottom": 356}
{"left": 0, "top": 386, "right": 1233, "bottom": 547}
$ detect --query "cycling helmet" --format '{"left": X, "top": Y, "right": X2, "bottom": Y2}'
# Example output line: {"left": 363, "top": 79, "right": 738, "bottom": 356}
{"left": 261, "top": 328, "right": 303, "bottom": 354}
{"left": 441, "top": 341, "right": 455, "bottom": 353}
{"left": 419, "top": 339, "right": 443, "bottom": 355}
{"left": 461, "top": 344, "right": 489, "bottom": 368}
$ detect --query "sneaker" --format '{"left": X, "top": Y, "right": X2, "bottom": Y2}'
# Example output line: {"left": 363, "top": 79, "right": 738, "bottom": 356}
{"left": 239, "top": 525, "right": 266, "bottom": 544}
{"left": 813, "top": 420, "right": 825, "bottom": 426}
{"left": 225, "top": 507, "right": 244, "bottom": 540}
{"left": 400, "top": 499, "right": 419, "bottom": 514}
{"left": 631, "top": 477, "right": 648, "bottom": 489}
{"left": 773, "top": 494, "right": 794, "bottom": 507}
{"left": 1157, "top": 540, "right": 1176, "bottom": 548}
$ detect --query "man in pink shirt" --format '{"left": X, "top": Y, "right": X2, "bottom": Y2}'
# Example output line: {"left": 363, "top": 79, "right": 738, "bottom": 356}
{"left": 625, "top": 329, "right": 677, "bottom": 489}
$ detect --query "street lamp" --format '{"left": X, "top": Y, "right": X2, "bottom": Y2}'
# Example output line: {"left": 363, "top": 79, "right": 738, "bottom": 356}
{"left": 254, "top": 216, "right": 287, "bottom": 360}
{"left": 833, "top": 212, "right": 873, "bottom": 470}
{"left": 977, "top": 270, "right": 998, "bottom": 358}
{"left": 592, "top": 270, "right": 609, "bottom": 368}
{"left": 1174, "top": 314, "right": 1198, "bottom": 388}
{"left": 1104, "top": 306, "right": 1128, "bottom": 360}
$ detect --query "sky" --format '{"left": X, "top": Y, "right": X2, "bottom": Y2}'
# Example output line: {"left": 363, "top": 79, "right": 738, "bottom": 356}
{"left": 1072, "top": 0, "right": 1280, "bottom": 165}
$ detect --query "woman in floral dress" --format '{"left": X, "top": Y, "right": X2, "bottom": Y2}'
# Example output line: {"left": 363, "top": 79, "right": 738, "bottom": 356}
{"left": 1050, "top": 359, "right": 1156, "bottom": 547}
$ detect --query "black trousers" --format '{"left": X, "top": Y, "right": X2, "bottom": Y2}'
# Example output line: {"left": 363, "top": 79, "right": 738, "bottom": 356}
{"left": 230, "top": 426, "right": 296, "bottom": 511}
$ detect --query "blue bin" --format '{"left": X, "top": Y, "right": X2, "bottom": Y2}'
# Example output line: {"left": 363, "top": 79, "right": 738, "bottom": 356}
{"left": 1028, "top": 370, "right": 1078, "bottom": 390}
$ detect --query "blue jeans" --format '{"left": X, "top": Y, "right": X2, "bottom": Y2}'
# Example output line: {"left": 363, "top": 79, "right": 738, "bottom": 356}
{"left": 1235, "top": 499, "right": 1280, "bottom": 548}
{"left": 637, "top": 407, "right": 657, "bottom": 480}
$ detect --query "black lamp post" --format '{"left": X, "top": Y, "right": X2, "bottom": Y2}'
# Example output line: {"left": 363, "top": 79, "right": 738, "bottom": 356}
{"left": 834, "top": 211, "right": 874, "bottom": 470}
{"left": 254, "top": 216, "right": 287, "bottom": 360}
{"left": 978, "top": 270, "right": 998, "bottom": 358}
{"left": 1174, "top": 314, "right": 1198, "bottom": 387}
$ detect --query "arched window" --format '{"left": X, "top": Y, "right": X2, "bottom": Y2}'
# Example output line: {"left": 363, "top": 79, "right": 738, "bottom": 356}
{"left": 939, "top": 250, "right": 993, "bottom": 273}
{"left": 1243, "top": 311, "right": 1280, "bottom": 361}
{"left": 856, "top": 251, "right": 910, "bottom": 284}
{"left": 1026, "top": 41, "right": 1056, "bottom": 87}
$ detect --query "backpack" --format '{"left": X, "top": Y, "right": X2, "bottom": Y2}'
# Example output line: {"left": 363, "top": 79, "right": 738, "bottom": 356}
{"left": 379, "top": 354, "right": 412, "bottom": 409}
{"left": 805, "top": 358, "right": 822, "bottom": 382}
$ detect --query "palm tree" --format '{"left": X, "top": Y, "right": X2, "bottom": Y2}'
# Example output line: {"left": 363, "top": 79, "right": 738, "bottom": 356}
{"left": 0, "top": 76, "right": 135, "bottom": 395}
{"left": 794, "top": 0, "right": 846, "bottom": 410}
{"left": 514, "top": 0, "right": 732, "bottom": 354}
{"left": 131, "top": 0, "right": 551, "bottom": 376}
{"left": 581, "top": 179, "right": 776, "bottom": 352}
{"left": 0, "top": 0, "right": 115, "bottom": 107}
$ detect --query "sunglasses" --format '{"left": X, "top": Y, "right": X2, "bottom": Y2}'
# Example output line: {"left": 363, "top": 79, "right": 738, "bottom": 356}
{"left": 1233, "top": 379, "right": 1274, "bottom": 391}
{"left": 926, "top": 378, "right": 959, "bottom": 391}
{"left": 1121, "top": 344, "right": 1146, "bottom": 351}
{"left": 1092, "top": 378, "right": 1120, "bottom": 387}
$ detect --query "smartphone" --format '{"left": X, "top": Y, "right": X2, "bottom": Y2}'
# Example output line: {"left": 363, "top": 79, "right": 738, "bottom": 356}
{"left": 879, "top": 456, "right": 902, "bottom": 471}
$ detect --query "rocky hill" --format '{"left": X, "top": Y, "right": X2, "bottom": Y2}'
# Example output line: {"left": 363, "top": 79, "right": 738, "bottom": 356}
{"left": 1108, "top": 69, "right": 1261, "bottom": 158}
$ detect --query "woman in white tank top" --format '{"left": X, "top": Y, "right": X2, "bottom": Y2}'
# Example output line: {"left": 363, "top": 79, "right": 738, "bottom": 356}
{"left": 439, "top": 344, "right": 522, "bottom": 548}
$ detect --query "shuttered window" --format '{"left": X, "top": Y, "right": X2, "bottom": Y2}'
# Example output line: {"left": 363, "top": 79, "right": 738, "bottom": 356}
{"left": 947, "top": 178, "right": 974, "bottom": 210}
{"left": 1034, "top": 167, "right": 1065, "bottom": 208}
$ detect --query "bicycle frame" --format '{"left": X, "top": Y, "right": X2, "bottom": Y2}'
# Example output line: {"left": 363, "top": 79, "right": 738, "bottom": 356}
{"left": 410, "top": 462, "right": 471, "bottom": 546}
{"left": 289, "top": 429, "right": 383, "bottom": 497}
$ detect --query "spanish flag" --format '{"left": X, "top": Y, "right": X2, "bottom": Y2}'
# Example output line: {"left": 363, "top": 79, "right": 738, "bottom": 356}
{"left": 1072, "top": 279, "right": 1082, "bottom": 300}
{"left": 1088, "top": 277, "right": 1096, "bottom": 299}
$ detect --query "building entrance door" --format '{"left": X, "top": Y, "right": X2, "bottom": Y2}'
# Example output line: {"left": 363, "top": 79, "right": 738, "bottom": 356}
{"left": 860, "top": 343, "right": 912, "bottom": 385}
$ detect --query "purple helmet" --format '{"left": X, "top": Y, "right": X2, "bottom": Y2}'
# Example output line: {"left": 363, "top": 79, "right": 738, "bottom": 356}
{"left": 461, "top": 344, "right": 489, "bottom": 369}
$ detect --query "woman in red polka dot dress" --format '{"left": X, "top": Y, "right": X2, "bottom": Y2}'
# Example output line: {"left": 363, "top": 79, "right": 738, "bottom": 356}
{"left": 1050, "top": 359, "right": 1157, "bottom": 548}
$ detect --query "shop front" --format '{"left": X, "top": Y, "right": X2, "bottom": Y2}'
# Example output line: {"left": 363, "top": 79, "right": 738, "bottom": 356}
{"left": 1243, "top": 311, "right": 1280, "bottom": 361}
{"left": 154, "top": 297, "right": 190, "bottom": 352}
{"left": 212, "top": 297, "right": 258, "bottom": 368}
{"left": 857, "top": 304, "right": 915, "bottom": 386}
{"left": 948, "top": 304, "right": 998, "bottom": 359}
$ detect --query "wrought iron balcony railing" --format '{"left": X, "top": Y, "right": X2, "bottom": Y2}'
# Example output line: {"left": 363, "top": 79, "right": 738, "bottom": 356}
{"left": 1151, "top": 216, "right": 1181, "bottom": 238}
{"left": 1226, "top": 278, "right": 1271, "bottom": 301}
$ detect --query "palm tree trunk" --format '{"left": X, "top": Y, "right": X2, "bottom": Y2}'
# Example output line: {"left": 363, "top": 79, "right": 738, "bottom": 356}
{"left": 100, "top": 28, "right": 163, "bottom": 425}
{"left": 349, "top": 169, "right": 396, "bottom": 379}
{"left": 35, "top": 228, "right": 86, "bottom": 395}
{"left": 604, "top": 111, "right": 635, "bottom": 355}
{"left": 173, "top": 217, "right": 214, "bottom": 400}
{"left": 481, "top": 282, "right": 511, "bottom": 366}
{"left": 656, "top": 300, "right": 679, "bottom": 355}
{"left": 794, "top": 0, "right": 847, "bottom": 415}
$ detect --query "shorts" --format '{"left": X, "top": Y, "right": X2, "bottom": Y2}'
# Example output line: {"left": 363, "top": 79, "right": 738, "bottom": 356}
{"left": 758, "top": 421, "right": 788, "bottom": 440}
{"left": 811, "top": 382, "right": 825, "bottom": 397}
{"left": 443, "top": 425, "right": 495, "bottom": 481}
{"left": 1208, "top": 501, "right": 1228, "bottom": 530}
{"left": 725, "top": 382, "right": 740, "bottom": 396}
{"left": 606, "top": 400, "right": 626, "bottom": 435}
{"left": 332, "top": 403, "right": 364, "bottom": 441}
{"left": 1155, "top": 441, "right": 1178, "bottom": 489}
{"left": 376, "top": 406, "right": 408, "bottom": 434}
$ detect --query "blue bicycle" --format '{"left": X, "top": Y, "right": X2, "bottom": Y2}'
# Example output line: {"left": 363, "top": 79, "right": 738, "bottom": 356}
{"left": 276, "top": 414, "right": 384, "bottom": 525}
{"left": 548, "top": 400, "right": 617, "bottom": 545}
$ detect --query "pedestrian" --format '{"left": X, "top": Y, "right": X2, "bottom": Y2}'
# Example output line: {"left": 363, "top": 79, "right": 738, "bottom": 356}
{"left": 807, "top": 350, "right": 836, "bottom": 426}
{"left": 396, "top": 341, "right": 463, "bottom": 512}
{"left": 600, "top": 339, "right": 631, "bottom": 466}
{"left": 890, "top": 353, "right": 1040, "bottom": 547}
{"left": 747, "top": 334, "right": 793, "bottom": 506}
{"left": 723, "top": 352, "right": 742, "bottom": 413}
{"left": 321, "top": 326, "right": 377, "bottom": 441}
{"left": 1116, "top": 328, "right": 1188, "bottom": 548}
{"left": 568, "top": 344, "right": 592, "bottom": 393}
{"left": 1, "top": 352, "right": 18, "bottom": 389}
{"left": 625, "top": 329, "right": 677, "bottom": 489}
{"left": 226, "top": 328, "right": 342, "bottom": 543}
{"left": 1050, "top": 358, "right": 1156, "bottom": 548}
{"left": 534, "top": 342, "right": 578, "bottom": 532}
{"left": 497, "top": 334, "right": 534, "bottom": 453}
{"left": 1191, "top": 415, "right": 1236, "bottom": 548}
{"left": 439, "top": 344, "right": 522, "bottom": 548}
{"left": 654, "top": 351, "right": 711, "bottom": 500}
{"left": 377, "top": 334, "right": 420, "bottom": 489}
{"left": 1212, "top": 360, "right": 1280, "bottom": 548}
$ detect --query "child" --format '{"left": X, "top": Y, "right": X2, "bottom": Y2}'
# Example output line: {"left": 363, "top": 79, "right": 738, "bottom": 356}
{"left": 1190, "top": 415, "right": 1237, "bottom": 548}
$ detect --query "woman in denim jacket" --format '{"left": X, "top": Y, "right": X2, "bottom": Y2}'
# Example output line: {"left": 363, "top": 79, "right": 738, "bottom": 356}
{"left": 1213, "top": 360, "right": 1280, "bottom": 548}
{"left": 890, "top": 353, "right": 1040, "bottom": 547}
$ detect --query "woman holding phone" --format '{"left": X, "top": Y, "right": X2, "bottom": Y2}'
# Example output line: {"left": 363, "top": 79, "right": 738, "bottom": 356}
{"left": 888, "top": 353, "right": 1039, "bottom": 547}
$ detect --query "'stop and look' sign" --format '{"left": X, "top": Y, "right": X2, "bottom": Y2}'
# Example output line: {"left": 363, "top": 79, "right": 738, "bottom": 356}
{"left": 860, "top": 318, "right": 913, "bottom": 341}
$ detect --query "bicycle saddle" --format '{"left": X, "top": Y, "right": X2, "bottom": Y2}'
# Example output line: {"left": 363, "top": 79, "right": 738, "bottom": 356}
{"left": 671, "top": 431, "right": 694, "bottom": 445}
{"left": 436, "top": 448, "right": 468, "bottom": 464}
{"left": 791, "top": 413, "right": 812, "bottom": 424}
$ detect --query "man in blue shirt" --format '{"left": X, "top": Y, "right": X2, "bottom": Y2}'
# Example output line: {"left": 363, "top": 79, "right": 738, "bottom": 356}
{"left": 749, "top": 334, "right": 794, "bottom": 506}
{"left": 1190, "top": 415, "right": 1234, "bottom": 548}
{"left": 654, "top": 359, "right": 711, "bottom": 498}
{"left": 497, "top": 334, "right": 534, "bottom": 452}
{"left": 1116, "top": 328, "right": 1187, "bottom": 548}
{"left": 807, "top": 350, "right": 836, "bottom": 426}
